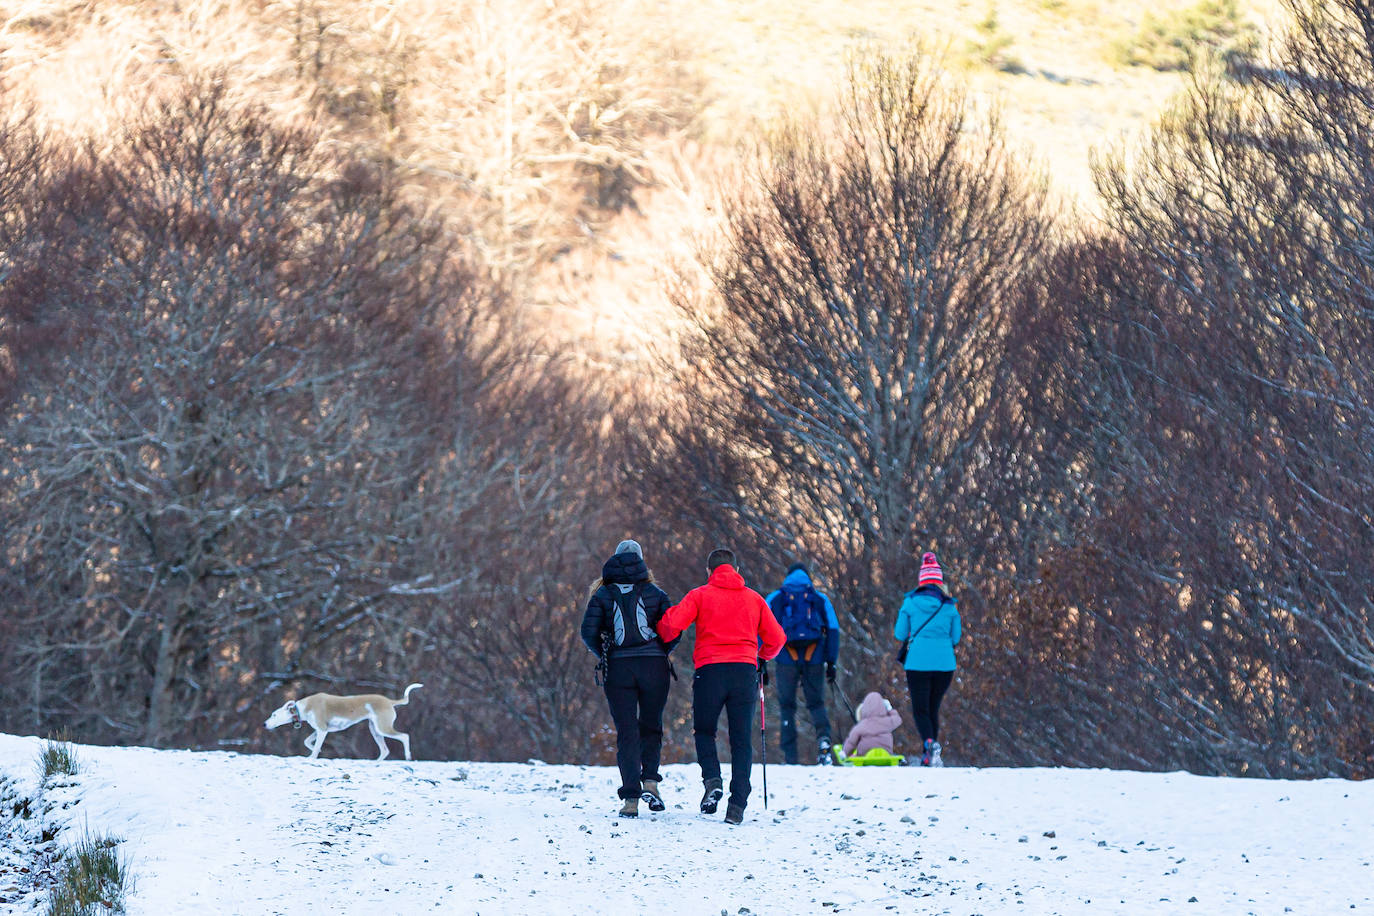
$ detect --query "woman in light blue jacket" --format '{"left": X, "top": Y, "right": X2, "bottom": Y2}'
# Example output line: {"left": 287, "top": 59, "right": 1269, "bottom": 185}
{"left": 893, "top": 552, "right": 961, "bottom": 766}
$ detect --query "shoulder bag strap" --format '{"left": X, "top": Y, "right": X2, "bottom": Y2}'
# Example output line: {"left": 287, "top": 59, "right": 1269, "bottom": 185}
{"left": 898, "top": 597, "right": 948, "bottom": 666}
{"left": 911, "top": 597, "right": 948, "bottom": 639}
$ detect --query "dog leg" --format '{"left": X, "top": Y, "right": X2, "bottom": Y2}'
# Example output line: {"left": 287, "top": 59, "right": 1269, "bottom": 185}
{"left": 372, "top": 705, "right": 410, "bottom": 760}
{"left": 368, "top": 720, "right": 390, "bottom": 761}
{"left": 308, "top": 730, "right": 327, "bottom": 759}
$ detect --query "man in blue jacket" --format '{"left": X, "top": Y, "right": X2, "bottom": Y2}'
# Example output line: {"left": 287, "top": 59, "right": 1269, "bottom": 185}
{"left": 765, "top": 563, "right": 841, "bottom": 765}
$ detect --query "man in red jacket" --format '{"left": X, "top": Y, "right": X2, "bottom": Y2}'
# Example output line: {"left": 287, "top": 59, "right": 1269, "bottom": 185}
{"left": 657, "top": 547, "right": 786, "bottom": 825}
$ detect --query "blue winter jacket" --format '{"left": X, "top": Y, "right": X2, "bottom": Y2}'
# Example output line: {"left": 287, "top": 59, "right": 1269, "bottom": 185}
{"left": 764, "top": 568, "right": 840, "bottom": 666}
{"left": 894, "top": 585, "right": 961, "bottom": 671}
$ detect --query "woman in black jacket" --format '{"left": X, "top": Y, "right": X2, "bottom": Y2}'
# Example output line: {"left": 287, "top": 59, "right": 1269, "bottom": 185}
{"left": 580, "top": 539, "right": 678, "bottom": 818}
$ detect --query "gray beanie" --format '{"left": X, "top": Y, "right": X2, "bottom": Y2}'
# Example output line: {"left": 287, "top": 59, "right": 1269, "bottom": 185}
{"left": 616, "top": 539, "right": 643, "bottom": 559}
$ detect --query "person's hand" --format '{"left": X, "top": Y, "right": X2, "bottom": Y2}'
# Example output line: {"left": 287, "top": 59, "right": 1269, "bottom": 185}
{"left": 759, "top": 662, "right": 770, "bottom": 686}
{"left": 825, "top": 662, "right": 837, "bottom": 683}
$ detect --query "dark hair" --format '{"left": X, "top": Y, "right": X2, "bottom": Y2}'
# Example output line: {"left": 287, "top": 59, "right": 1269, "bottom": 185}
{"left": 706, "top": 548, "right": 735, "bottom": 571}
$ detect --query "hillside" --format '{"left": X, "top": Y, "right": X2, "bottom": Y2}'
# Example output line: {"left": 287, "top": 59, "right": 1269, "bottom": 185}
{"left": 0, "top": 0, "right": 1282, "bottom": 342}
{"left": 690, "top": 0, "right": 1279, "bottom": 201}
{"left": 1, "top": 733, "right": 1370, "bottom": 914}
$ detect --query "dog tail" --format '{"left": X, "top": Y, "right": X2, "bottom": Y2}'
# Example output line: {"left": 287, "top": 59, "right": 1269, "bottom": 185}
{"left": 397, "top": 683, "right": 423, "bottom": 706}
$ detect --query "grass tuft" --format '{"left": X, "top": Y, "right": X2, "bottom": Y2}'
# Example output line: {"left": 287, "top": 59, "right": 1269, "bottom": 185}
{"left": 38, "top": 733, "right": 79, "bottom": 780}
{"left": 45, "top": 833, "right": 129, "bottom": 916}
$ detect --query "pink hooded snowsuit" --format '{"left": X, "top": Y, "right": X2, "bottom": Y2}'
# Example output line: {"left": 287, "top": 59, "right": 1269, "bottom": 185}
{"left": 843, "top": 691, "right": 903, "bottom": 756}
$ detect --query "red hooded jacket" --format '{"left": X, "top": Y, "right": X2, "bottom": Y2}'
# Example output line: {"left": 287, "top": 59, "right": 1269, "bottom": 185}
{"left": 657, "top": 565, "right": 787, "bottom": 668}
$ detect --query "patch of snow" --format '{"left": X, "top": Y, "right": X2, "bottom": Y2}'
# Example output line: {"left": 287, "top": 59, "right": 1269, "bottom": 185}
{"left": 0, "top": 734, "right": 1370, "bottom": 915}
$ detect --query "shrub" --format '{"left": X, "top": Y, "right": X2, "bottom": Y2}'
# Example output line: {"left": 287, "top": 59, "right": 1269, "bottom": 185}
{"left": 1110, "top": 0, "right": 1257, "bottom": 71}
{"left": 965, "top": 5, "right": 1022, "bottom": 72}
{"left": 1, "top": 774, "right": 33, "bottom": 819}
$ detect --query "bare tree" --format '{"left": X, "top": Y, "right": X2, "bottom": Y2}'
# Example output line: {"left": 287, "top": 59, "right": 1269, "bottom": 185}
{"left": 650, "top": 51, "right": 1053, "bottom": 660}
{"left": 0, "top": 80, "right": 566, "bottom": 749}
{"left": 996, "top": 0, "right": 1374, "bottom": 776}
{"left": 0, "top": 100, "right": 53, "bottom": 410}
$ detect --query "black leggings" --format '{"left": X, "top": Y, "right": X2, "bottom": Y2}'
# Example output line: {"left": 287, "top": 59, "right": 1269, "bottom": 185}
{"left": 603, "top": 655, "right": 671, "bottom": 799}
{"left": 905, "top": 670, "right": 954, "bottom": 744}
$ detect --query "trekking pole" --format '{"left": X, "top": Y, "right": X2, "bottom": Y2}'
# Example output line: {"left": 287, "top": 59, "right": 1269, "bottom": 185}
{"left": 831, "top": 677, "right": 858, "bottom": 724}
{"left": 758, "top": 663, "right": 768, "bottom": 810}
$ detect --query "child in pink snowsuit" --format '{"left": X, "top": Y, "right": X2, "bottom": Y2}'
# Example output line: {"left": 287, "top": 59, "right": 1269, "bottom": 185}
{"left": 843, "top": 691, "right": 903, "bottom": 756}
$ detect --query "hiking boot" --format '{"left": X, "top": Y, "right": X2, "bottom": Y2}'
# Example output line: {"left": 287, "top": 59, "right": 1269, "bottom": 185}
{"left": 724, "top": 803, "right": 745, "bottom": 825}
{"left": 930, "top": 741, "right": 944, "bottom": 768}
{"left": 817, "top": 737, "right": 833, "bottom": 766}
{"left": 619, "top": 796, "right": 639, "bottom": 818}
{"left": 641, "top": 780, "right": 665, "bottom": 812}
{"left": 920, "top": 739, "right": 934, "bottom": 767}
{"left": 699, "top": 777, "right": 724, "bottom": 814}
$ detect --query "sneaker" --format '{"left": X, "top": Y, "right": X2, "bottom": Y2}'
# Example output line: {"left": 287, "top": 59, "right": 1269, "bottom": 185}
{"left": 700, "top": 777, "right": 723, "bottom": 814}
{"left": 817, "top": 737, "right": 833, "bottom": 766}
{"left": 930, "top": 741, "right": 944, "bottom": 768}
{"left": 640, "top": 780, "right": 665, "bottom": 812}
{"left": 619, "top": 797, "right": 639, "bottom": 818}
{"left": 920, "top": 738, "right": 934, "bottom": 767}
{"left": 724, "top": 803, "right": 745, "bottom": 825}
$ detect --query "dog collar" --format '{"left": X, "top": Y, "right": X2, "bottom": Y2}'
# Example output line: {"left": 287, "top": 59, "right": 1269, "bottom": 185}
{"left": 288, "top": 700, "right": 302, "bottom": 729}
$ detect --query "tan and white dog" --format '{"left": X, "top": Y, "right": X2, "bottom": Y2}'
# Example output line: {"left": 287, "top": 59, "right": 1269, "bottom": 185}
{"left": 265, "top": 683, "right": 422, "bottom": 761}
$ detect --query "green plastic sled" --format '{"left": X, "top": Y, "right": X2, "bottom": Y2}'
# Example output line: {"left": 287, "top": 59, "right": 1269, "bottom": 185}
{"left": 832, "top": 746, "right": 907, "bottom": 766}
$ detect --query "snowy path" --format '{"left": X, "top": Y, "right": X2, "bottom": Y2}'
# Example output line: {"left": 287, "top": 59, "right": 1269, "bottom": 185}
{"left": 1, "top": 734, "right": 1370, "bottom": 915}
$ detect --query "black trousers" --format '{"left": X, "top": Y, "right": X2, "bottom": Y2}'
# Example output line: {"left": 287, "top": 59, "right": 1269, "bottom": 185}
{"left": 692, "top": 662, "right": 758, "bottom": 809}
{"left": 776, "top": 661, "right": 830, "bottom": 764}
{"left": 603, "top": 655, "right": 671, "bottom": 799}
{"left": 905, "top": 670, "right": 954, "bottom": 744}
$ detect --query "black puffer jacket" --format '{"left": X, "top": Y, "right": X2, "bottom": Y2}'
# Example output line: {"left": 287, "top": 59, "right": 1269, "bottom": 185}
{"left": 580, "top": 550, "right": 678, "bottom": 660}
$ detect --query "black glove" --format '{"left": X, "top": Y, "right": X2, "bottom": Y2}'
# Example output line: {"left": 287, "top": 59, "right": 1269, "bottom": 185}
{"left": 825, "top": 662, "right": 837, "bottom": 683}
{"left": 759, "top": 662, "right": 770, "bottom": 686}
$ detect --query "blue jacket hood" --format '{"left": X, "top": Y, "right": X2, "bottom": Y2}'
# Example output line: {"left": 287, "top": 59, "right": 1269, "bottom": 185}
{"left": 782, "top": 567, "right": 813, "bottom": 590}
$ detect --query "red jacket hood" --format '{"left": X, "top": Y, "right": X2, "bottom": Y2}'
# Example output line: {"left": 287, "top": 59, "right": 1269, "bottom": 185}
{"left": 707, "top": 565, "right": 746, "bottom": 589}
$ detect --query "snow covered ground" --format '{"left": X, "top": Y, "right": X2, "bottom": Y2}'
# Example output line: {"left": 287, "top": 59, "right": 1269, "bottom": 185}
{"left": 1, "top": 732, "right": 1370, "bottom": 916}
